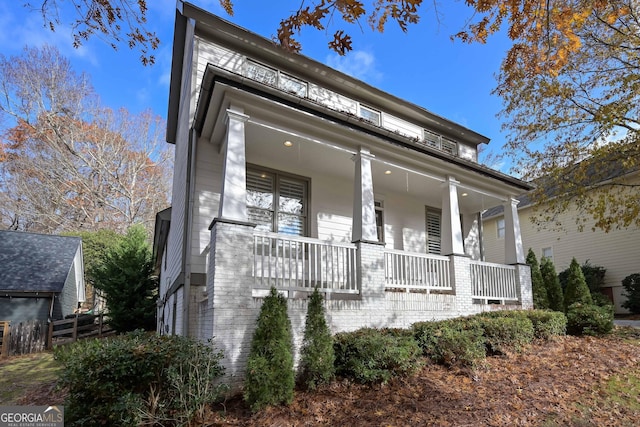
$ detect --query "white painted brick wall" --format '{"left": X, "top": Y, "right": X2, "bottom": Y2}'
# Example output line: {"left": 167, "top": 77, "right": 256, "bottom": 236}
{"left": 206, "top": 231, "right": 532, "bottom": 391}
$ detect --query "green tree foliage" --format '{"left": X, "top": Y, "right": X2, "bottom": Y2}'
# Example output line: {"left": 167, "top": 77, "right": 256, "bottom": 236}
{"left": 298, "top": 288, "right": 335, "bottom": 391}
{"left": 621, "top": 273, "right": 640, "bottom": 314}
{"left": 90, "top": 225, "right": 157, "bottom": 332}
{"left": 526, "top": 248, "right": 548, "bottom": 309}
{"left": 563, "top": 258, "right": 593, "bottom": 311}
{"left": 540, "top": 257, "right": 564, "bottom": 312}
{"left": 244, "top": 287, "right": 294, "bottom": 412}
{"left": 559, "top": 260, "right": 611, "bottom": 307}
{"left": 63, "top": 229, "right": 124, "bottom": 311}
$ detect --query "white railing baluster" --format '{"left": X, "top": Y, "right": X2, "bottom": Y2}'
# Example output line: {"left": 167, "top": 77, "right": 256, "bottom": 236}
{"left": 253, "top": 232, "right": 358, "bottom": 295}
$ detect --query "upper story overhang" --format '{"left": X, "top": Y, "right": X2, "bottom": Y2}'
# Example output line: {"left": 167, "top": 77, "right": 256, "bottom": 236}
{"left": 167, "top": 1, "right": 533, "bottom": 203}
{"left": 168, "top": 1, "right": 491, "bottom": 150}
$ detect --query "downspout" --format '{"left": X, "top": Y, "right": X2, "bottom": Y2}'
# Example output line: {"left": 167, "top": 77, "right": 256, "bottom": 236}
{"left": 181, "top": 127, "right": 197, "bottom": 336}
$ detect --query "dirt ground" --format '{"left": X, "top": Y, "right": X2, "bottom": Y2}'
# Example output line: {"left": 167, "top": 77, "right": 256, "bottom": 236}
{"left": 12, "top": 329, "right": 640, "bottom": 426}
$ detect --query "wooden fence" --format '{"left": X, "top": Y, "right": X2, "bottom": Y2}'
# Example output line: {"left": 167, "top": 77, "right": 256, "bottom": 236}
{"left": 48, "top": 314, "right": 114, "bottom": 349}
{"left": 0, "top": 314, "right": 113, "bottom": 357}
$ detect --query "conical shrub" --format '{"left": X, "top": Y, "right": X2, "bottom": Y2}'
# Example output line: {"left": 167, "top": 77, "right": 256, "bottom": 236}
{"left": 298, "top": 288, "right": 335, "bottom": 390}
{"left": 244, "top": 287, "right": 294, "bottom": 412}
{"left": 564, "top": 258, "right": 593, "bottom": 311}
{"left": 541, "top": 257, "right": 564, "bottom": 312}
{"left": 526, "top": 248, "right": 548, "bottom": 309}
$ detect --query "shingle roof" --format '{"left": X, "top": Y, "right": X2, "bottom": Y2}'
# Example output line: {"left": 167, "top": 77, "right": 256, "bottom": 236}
{"left": 0, "top": 230, "right": 82, "bottom": 293}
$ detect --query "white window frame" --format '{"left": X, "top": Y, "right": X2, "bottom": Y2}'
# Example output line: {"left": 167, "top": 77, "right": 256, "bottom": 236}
{"left": 358, "top": 105, "right": 381, "bottom": 126}
{"left": 497, "top": 218, "right": 505, "bottom": 239}
{"left": 542, "top": 247, "right": 553, "bottom": 261}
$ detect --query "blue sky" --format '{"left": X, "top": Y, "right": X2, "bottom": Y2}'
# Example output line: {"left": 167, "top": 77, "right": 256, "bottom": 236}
{"left": 1, "top": 1, "right": 514, "bottom": 170}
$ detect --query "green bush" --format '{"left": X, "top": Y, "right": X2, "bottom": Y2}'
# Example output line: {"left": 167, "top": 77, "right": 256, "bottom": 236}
{"left": 476, "top": 316, "right": 534, "bottom": 355}
{"left": 540, "top": 257, "right": 564, "bottom": 312}
{"left": 563, "top": 258, "right": 593, "bottom": 311}
{"left": 523, "top": 310, "right": 567, "bottom": 339}
{"left": 298, "top": 288, "right": 335, "bottom": 390}
{"left": 621, "top": 273, "right": 640, "bottom": 314}
{"left": 566, "top": 303, "right": 614, "bottom": 336}
{"left": 244, "top": 288, "right": 294, "bottom": 412}
{"left": 55, "top": 331, "right": 226, "bottom": 426}
{"left": 527, "top": 249, "right": 549, "bottom": 309}
{"left": 559, "top": 260, "right": 609, "bottom": 307}
{"left": 413, "top": 318, "right": 486, "bottom": 369}
{"left": 333, "top": 328, "right": 422, "bottom": 384}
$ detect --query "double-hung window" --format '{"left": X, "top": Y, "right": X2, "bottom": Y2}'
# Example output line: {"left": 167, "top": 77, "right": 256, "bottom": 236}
{"left": 246, "top": 167, "right": 309, "bottom": 236}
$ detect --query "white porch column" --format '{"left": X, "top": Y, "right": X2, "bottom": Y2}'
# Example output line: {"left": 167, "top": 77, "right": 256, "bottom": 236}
{"left": 504, "top": 196, "right": 525, "bottom": 264}
{"left": 441, "top": 176, "right": 464, "bottom": 256}
{"left": 218, "top": 107, "right": 250, "bottom": 222}
{"left": 352, "top": 147, "right": 378, "bottom": 242}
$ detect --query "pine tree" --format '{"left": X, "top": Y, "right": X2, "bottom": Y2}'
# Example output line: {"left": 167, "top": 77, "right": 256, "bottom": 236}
{"left": 540, "top": 257, "right": 564, "bottom": 312}
{"left": 298, "top": 288, "right": 335, "bottom": 390}
{"left": 90, "top": 225, "right": 157, "bottom": 332}
{"left": 563, "top": 258, "right": 593, "bottom": 311}
{"left": 526, "top": 248, "right": 548, "bottom": 309}
{"left": 244, "top": 287, "right": 294, "bottom": 412}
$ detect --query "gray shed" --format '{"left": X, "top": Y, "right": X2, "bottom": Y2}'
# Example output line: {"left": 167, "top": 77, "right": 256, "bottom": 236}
{"left": 0, "top": 230, "right": 85, "bottom": 323}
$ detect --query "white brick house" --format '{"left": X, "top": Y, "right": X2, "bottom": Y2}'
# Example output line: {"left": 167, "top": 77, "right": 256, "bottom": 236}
{"left": 154, "top": 1, "right": 534, "bottom": 385}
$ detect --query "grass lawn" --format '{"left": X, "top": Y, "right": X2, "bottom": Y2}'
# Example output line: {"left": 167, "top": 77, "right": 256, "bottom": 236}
{"left": 0, "top": 352, "right": 62, "bottom": 405}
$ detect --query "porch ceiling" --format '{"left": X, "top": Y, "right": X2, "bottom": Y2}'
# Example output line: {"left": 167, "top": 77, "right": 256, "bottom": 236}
{"left": 201, "top": 79, "right": 521, "bottom": 214}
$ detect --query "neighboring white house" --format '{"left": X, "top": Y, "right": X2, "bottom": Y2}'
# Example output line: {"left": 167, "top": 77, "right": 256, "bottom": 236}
{"left": 483, "top": 172, "right": 640, "bottom": 314}
{"left": 155, "top": 1, "right": 534, "bottom": 386}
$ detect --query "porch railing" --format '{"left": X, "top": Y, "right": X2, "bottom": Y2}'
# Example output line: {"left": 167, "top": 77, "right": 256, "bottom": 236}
{"left": 253, "top": 232, "right": 358, "bottom": 294}
{"left": 384, "top": 249, "right": 452, "bottom": 292}
{"left": 470, "top": 260, "right": 519, "bottom": 303}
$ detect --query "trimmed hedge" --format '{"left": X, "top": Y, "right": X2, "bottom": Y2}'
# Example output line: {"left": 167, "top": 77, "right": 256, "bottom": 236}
{"left": 475, "top": 316, "right": 534, "bottom": 355}
{"left": 333, "top": 328, "right": 422, "bottom": 384}
{"left": 479, "top": 310, "right": 567, "bottom": 340}
{"left": 413, "top": 318, "right": 486, "bottom": 369}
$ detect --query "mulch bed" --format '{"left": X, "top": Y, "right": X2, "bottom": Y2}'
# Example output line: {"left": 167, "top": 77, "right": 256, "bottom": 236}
{"left": 16, "top": 329, "right": 640, "bottom": 426}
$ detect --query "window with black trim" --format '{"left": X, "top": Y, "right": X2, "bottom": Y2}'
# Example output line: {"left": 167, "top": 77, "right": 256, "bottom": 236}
{"left": 246, "top": 167, "right": 309, "bottom": 236}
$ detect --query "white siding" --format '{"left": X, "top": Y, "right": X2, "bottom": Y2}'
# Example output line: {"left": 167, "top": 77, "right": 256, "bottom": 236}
{"left": 382, "top": 114, "right": 422, "bottom": 140}
{"left": 190, "top": 137, "right": 224, "bottom": 274}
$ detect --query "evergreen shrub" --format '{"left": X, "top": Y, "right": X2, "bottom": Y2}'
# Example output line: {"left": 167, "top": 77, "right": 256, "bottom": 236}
{"left": 563, "top": 258, "right": 593, "bottom": 311}
{"left": 298, "top": 288, "right": 335, "bottom": 390}
{"left": 476, "top": 316, "right": 534, "bottom": 355}
{"left": 413, "top": 318, "right": 486, "bottom": 369}
{"left": 540, "top": 257, "right": 564, "bottom": 312}
{"left": 244, "top": 287, "right": 294, "bottom": 412}
{"left": 55, "top": 331, "right": 226, "bottom": 426}
{"left": 566, "top": 303, "right": 614, "bottom": 336}
{"left": 333, "top": 327, "right": 422, "bottom": 384}
{"left": 621, "top": 273, "right": 640, "bottom": 314}
{"left": 526, "top": 249, "right": 549, "bottom": 309}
